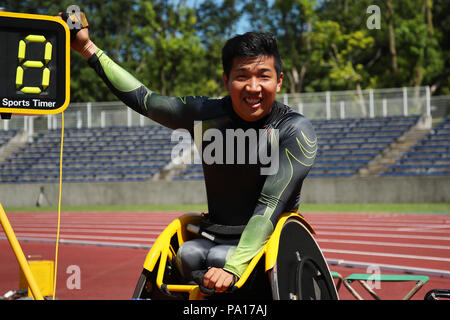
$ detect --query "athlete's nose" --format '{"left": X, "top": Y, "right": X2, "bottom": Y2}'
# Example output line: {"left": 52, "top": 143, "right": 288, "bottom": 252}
{"left": 245, "top": 77, "right": 261, "bottom": 93}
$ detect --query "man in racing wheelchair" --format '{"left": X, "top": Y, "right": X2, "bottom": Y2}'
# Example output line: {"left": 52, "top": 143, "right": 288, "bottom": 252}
{"left": 68, "top": 14, "right": 336, "bottom": 299}
{"left": 133, "top": 211, "right": 338, "bottom": 300}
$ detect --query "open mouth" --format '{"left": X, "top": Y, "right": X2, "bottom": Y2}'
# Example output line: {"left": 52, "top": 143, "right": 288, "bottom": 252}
{"left": 244, "top": 97, "right": 263, "bottom": 109}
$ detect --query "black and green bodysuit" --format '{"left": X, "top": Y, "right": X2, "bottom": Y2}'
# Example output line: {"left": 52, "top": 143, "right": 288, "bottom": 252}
{"left": 88, "top": 49, "right": 317, "bottom": 278}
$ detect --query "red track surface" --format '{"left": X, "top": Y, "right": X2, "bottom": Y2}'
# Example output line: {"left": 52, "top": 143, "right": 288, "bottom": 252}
{"left": 1, "top": 211, "right": 449, "bottom": 300}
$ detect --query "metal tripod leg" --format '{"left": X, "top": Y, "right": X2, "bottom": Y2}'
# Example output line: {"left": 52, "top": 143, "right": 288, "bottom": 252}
{"left": 0, "top": 203, "right": 44, "bottom": 300}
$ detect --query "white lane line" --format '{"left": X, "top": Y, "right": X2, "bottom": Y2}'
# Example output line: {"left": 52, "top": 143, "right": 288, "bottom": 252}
{"left": 397, "top": 226, "right": 450, "bottom": 232}
{"left": 309, "top": 221, "right": 450, "bottom": 229}
{"left": 326, "top": 259, "right": 450, "bottom": 278}
{"left": 317, "top": 231, "right": 450, "bottom": 241}
{"left": 6, "top": 232, "right": 157, "bottom": 243}
{"left": 9, "top": 228, "right": 449, "bottom": 249}
{"left": 12, "top": 222, "right": 448, "bottom": 234}
{"left": 2, "top": 224, "right": 168, "bottom": 231}
{"left": 313, "top": 225, "right": 450, "bottom": 234}
{"left": 306, "top": 218, "right": 450, "bottom": 226}
{"left": 322, "top": 248, "right": 450, "bottom": 262}
{"left": 2, "top": 227, "right": 162, "bottom": 235}
{"left": 307, "top": 217, "right": 449, "bottom": 222}
{"left": 7, "top": 221, "right": 171, "bottom": 227}
{"left": 8, "top": 222, "right": 448, "bottom": 234}
{"left": 0, "top": 236, "right": 153, "bottom": 249}
{"left": 308, "top": 215, "right": 450, "bottom": 220}
{"left": 316, "top": 238, "right": 450, "bottom": 250}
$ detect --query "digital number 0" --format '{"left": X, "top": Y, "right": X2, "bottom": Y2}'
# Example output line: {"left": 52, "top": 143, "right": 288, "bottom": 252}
{"left": 15, "top": 34, "right": 52, "bottom": 94}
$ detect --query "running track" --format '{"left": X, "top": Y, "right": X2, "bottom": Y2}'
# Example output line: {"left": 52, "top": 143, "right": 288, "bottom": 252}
{"left": 1, "top": 211, "right": 449, "bottom": 300}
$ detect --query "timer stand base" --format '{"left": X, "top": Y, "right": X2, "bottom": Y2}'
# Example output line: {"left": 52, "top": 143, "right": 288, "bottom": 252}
{"left": 1, "top": 113, "right": 12, "bottom": 120}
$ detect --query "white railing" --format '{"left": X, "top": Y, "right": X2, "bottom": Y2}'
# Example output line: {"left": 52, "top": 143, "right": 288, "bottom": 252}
{"left": 2, "top": 87, "right": 449, "bottom": 134}
{"left": 279, "top": 86, "right": 433, "bottom": 120}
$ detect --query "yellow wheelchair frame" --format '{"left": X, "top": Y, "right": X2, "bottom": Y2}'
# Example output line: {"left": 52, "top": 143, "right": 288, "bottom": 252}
{"left": 133, "top": 211, "right": 338, "bottom": 300}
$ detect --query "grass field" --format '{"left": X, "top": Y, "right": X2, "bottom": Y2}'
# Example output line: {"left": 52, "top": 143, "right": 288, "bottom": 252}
{"left": 3, "top": 202, "right": 449, "bottom": 214}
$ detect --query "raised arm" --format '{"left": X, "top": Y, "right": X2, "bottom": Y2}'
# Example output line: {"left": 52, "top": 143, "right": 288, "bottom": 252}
{"left": 68, "top": 16, "right": 203, "bottom": 131}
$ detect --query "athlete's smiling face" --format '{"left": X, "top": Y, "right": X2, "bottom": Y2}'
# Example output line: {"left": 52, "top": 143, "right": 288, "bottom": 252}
{"left": 223, "top": 55, "right": 283, "bottom": 122}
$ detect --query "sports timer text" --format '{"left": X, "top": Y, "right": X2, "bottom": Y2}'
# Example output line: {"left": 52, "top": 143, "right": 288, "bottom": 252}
{"left": 0, "top": 11, "right": 70, "bottom": 115}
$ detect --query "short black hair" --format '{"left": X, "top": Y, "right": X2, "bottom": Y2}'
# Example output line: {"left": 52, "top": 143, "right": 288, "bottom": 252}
{"left": 222, "top": 32, "right": 283, "bottom": 79}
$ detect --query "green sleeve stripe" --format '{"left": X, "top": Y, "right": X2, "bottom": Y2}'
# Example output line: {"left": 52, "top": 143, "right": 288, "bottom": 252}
{"left": 142, "top": 89, "right": 153, "bottom": 112}
{"left": 276, "top": 130, "right": 316, "bottom": 202}
{"left": 223, "top": 215, "right": 274, "bottom": 277}
{"left": 287, "top": 131, "right": 317, "bottom": 167}
{"left": 297, "top": 137, "right": 317, "bottom": 159}
{"left": 95, "top": 49, "right": 144, "bottom": 92}
{"left": 301, "top": 131, "right": 317, "bottom": 148}
{"left": 259, "top": 192, "right": 280, "bottom": 210}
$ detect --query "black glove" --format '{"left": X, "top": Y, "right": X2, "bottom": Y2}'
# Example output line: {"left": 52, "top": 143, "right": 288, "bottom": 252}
{"left": 61, "top": 7, "right": 89, "bottom": 42}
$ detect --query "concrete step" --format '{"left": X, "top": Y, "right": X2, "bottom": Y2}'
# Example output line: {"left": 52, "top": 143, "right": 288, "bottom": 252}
{"left": 359, "top": 115, "right": 432, "bottom": 177}
{"left": 0, "top": 130, "right": 29, "bottom": 163}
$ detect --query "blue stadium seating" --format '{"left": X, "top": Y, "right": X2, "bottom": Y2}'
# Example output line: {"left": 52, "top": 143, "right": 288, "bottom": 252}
{"left": 0, "top": 129, "right": 18, "bottom": 148}
{"left": 175, "top": 115, "right": 420, "bottom": 180}
{"left": 3, "top": 114, "right": 449, "bottom": 183}
{"left": 381, "top": 116, "right": 450, "bottom": 177}
{"left": 0, "top": 126, "right": 174, "bottom": 183}
{"left": 307, "top": 115, "right": 419, "bottom": 178}
{"left": 175, "top": 164, "right": 204, "bottom": 181}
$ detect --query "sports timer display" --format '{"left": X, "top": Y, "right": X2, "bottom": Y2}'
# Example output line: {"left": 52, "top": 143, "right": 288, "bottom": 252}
{"left": 0, "top": 12, "right": 70, "bottom": 115}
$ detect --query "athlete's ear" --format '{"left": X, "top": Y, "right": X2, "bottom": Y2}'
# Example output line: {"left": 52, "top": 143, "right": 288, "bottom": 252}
{"left": 276, "top": 72, "right": 283, "bottom": 93}
{"left": 223, "top": 72, "right": 230, "bottom": 93}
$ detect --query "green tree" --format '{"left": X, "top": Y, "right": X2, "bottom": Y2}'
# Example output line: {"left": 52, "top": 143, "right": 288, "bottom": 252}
{"left": 194, "top": 0, "right": 244, "bottom": 97}
{"left": 132, "top": 0, "right": 214, "bottom": 97}
{"left": 264, "top": 0, "right": 319, "bottom": 93}
{"left": 432, "top": 0, "right": 450, "bottom": 94}
{"left": 1, "top": 0, "right": 449, "bottom": 99}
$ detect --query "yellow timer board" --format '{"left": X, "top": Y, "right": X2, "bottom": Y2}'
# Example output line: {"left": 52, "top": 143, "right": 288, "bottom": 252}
{"left": 0, "top": 12, "right": 70, "bottom": 116}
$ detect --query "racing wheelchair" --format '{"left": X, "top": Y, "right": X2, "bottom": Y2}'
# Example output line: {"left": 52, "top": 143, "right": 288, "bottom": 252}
{"left": 132, "top": 212, "right": 339, "bottom": 300}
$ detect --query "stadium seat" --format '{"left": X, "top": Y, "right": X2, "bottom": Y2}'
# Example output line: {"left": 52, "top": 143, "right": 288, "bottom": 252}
{"left": 0, "top": 129, "right": 18, "bottom": 148}
{"left": 4, "top": 115, "right": 449, "bottom": 182}
{"left": 382, "top": 117, "right": 450, "bottom": 176}
{"left": 0, "top": 125, "right": 174, "bottom": 183}
{"left": 305, "top": 116, "right": 420, "bottom": 178}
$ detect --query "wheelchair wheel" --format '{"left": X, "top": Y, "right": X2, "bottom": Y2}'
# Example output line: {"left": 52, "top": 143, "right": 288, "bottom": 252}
{"left": 270, "top": 217, "right": 338, "bottom": 300}
{"left": 132, "top": 259, "right": 189, "bottom": 300}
